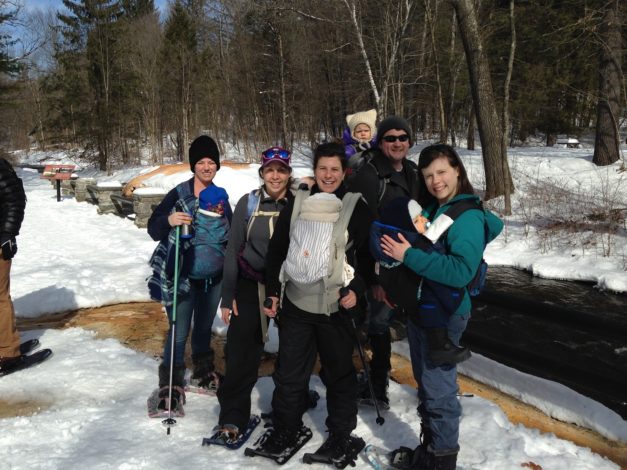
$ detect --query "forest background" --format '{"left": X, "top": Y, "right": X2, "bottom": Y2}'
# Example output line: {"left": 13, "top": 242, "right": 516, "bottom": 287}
{"left": 0, "top": 0, "right": 624, "bottom": 212}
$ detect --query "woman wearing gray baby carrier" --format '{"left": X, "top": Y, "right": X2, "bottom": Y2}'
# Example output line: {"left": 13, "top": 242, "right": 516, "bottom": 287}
{"left": 254, "top": 142, "right": 375, "bottom": 466}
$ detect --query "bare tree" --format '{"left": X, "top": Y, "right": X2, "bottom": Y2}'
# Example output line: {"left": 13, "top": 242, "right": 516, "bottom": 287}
{"left": 424, "top": 0, "right": 447, "bottom": 143}
{"left": 342, "top": 0, "right": 380, "bottom": 108}
{"left": 592, "top": 0, "right": 622, "bottom": 166}
{"left": 122, "top": 13, "right": 163, "bottom": 163}
{"left": 450, "top": 0, "right": 513, "bottom": 201}
{"left": 500, "top": 0, "right": 516, "bottom": 214}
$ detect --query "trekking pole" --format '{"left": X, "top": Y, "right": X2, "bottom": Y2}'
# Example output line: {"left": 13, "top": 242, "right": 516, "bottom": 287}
{"left": 163, "top": 225, "right": 181, "bottom": 435}
{"left": 340, "top": 287, "right": 384, "bottom": 426}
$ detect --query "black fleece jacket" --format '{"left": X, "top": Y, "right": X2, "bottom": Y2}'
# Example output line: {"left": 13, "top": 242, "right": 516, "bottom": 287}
{"left": 0, "top": 158, "right": 26, "bottom": 243}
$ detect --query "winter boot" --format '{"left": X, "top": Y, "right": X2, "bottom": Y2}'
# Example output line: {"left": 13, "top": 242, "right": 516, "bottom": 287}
{"left": 365, "top": 332, "right": 391, "bottom": 406}
{"left": 257, "top": 426, "right": 298, "bottom": 455}
{"left": 425, "top": 328, "right": 471, "bottom": 366}
{"left": 410, "top": 445, "right": 458, "bottom": 470}
{"left": 158, "top": 362, "right": 186, "bottom": 410}
{"left": 420, "top": 421, "right": 433, "bottom": 448}
{"left": 307, "top": 431, "right": 365, "bottom": 467}
{"left": 191, "top": 351, "right": 221, "bottom": 392}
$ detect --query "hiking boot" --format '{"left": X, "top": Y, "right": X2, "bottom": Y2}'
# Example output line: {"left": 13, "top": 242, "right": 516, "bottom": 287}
{"left": 0, "top": 355, "right": 21, "bottom": 372}
{"left": 258, "top": 427, "right": 297, "bottom": 454}
{"left": 421, "top": 422, "right": 433, "bottom": 446}
{"left": 157, "top": 363, "right": 186, "bottom": 410}
{"left": 425, "top": 328, "right": 471, "bottom": 366}
{"left": 158, "top": 362, "right": 185, "bottom": 388}
{"left": 157, "top": 385, "right": 185, "bottom": 411}
{"left": 191, "top": 351, "right": 220, "bottom": 390}
{"left": 214, "top": 424, "right": 240, "bottom": 444}
{"left": 313, "top": 431, "right": 365, "bottom": 465}
{"left": 411, "top": 446, "right": 458, "bottom": 470}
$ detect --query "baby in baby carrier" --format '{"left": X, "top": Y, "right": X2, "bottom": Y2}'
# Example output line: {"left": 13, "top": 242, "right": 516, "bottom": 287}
{"left": 369, "top": 197, "right": 470, "bottom": 366}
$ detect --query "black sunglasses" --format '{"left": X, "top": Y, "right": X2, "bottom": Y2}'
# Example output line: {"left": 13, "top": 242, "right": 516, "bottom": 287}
{"left": 381, "top": 134, "right": 410, "bottom": 143}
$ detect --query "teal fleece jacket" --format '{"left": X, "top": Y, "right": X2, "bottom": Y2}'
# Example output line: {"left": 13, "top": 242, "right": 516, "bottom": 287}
{"left": 402, "top": 194, "right": 504, "bottom": 315}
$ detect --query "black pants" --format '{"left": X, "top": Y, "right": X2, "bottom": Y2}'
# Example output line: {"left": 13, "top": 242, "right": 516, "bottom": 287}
{"left": 218, "top": 277, "right": 267, "bottom": 430}
{"left": 271, "top": 296, "right": 358, "bottom": 435}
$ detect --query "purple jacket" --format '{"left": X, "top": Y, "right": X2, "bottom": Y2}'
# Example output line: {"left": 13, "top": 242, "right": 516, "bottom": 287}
{"left": 342, "top": 127, "right": 377, "bottom": 159}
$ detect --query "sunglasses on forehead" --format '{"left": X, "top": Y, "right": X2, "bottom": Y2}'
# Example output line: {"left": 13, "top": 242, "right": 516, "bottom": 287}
{"left": 262, "top": 147, "right": 291, "bottom": 162}
{"left": 381, "top": 134, "right": 410, "bottom": 143}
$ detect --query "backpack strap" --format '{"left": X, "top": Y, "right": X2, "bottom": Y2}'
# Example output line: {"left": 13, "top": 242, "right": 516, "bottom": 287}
{"left": 288, "top": 186, "right": 310, "bottom": 235}
{"left": 425, "top": 199, "right": 484, "bottom": 243}
{"left": 326, "top": 192, "right": 361, "bottom": 292}
{"left": 245, "top": 188, "right": 281, "bottom": 240}
{"left": 364, "top": 159, "right": 389, "bottom": 203}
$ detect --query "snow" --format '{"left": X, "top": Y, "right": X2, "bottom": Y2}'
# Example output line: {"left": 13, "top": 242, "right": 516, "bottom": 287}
{"left": 2, "top": 145, "right": 626, "bottom": 469}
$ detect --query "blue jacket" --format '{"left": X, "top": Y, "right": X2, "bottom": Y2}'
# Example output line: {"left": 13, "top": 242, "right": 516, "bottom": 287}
{"left": 402, "top": 194, "right": 503, "bottom": 315}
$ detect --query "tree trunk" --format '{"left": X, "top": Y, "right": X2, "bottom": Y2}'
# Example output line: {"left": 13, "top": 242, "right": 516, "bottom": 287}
{"left": 500, "top": 0, "right": 516, "bottom": 215}
{"left": 592, "top": 0, "right": 622, "bottom": 166}
{"left": 343, "top": 0, "right": 380, "bottom": 109}
{"left": 467, "top": 102, "right": 475, "bottom": 150}
{"left": 424, "top": 1, "right": 447, "bottom": 143}
{"left": 450, "top": 0, "right": 513, "bottom": 201}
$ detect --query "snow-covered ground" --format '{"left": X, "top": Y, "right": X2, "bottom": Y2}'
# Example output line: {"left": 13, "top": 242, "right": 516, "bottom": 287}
{"left": 1, "top": 145, "right": 625, "bottom": 469}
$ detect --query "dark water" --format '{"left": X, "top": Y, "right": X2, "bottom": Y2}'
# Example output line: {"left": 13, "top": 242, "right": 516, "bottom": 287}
{"left": 466, "top": 267, "right": 627, "bottom": 417}
{"left": 484, "top": 266, "right": 626, "bottom": 322}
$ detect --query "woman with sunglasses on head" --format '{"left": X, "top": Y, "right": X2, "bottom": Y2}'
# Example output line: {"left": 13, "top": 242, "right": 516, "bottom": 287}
{"left": 379, "top": 144, "right": 503, "bottom": 470}
{"left": 212, "top": 146, "right": 294, "bottom": 444}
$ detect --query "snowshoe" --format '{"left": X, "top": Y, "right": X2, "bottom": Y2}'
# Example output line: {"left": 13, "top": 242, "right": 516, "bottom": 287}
{"left": 0, "top": 348, "right": 52, "bottom": 377}
{"left": 147, "top": 386, "right": 185, "bottom": 418}
{"left": 363, "top": 444, "right": 399, "bottom": 470}
{"left": 185, "top": 370, "right": 222, "bottom": 395}
{"left": 302, "top": 432, "right": 365, "bottom": 469}
{"left": 19, "top": 338, "right": 40, "bottom": 355}
{"left": 202, "top": 415, "right": 261, "bottom": 450}
{"left": 244, "top": 425, "right": 312, "bottom": 465}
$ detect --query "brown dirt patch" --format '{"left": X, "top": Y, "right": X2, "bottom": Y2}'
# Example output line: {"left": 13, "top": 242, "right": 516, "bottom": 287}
{"left": 12, "top": 301, "right": 626, "bottom": 467}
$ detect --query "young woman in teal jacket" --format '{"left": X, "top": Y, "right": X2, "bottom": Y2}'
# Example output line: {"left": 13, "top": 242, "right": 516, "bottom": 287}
{"left": 380, "top": 144, "right": 503, "bottom": 470}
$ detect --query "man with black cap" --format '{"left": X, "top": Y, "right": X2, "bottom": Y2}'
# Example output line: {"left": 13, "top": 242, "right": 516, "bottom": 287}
{"left": 346, "top": 115, "right": 420, "bottom": 408}
{"left": 147, "top": 135, "right": 232, "bottom": 413}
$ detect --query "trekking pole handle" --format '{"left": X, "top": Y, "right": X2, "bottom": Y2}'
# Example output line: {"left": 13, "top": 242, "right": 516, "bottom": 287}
{"left": 263, "top": 297, "right": 273, "bottom": 309}
{"left": 339, "top": 287, "right": 357, "bottom": 312}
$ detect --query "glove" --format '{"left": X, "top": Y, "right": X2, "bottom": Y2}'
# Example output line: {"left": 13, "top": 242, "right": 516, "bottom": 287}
{"left": 356, "top": 142, "right": 372, "bottom": 152}
{"left": 1, "top": 237, "right": 17, "bottom": 260}
{"left": 339, "top": 287, "right": 365, "bottom": 325}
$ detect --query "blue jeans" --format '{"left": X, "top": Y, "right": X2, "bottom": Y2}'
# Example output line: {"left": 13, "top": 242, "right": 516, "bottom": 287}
{"left": 162, "top": 277, "right": 222, "bottom": 366}
{"left": 407, "top": 312, "right": 470, "bottom": 454}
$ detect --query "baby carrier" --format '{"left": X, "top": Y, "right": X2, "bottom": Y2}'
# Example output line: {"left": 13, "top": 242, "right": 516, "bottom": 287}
{"left": 279, "top": 188, "right": 361, "bottom": 315}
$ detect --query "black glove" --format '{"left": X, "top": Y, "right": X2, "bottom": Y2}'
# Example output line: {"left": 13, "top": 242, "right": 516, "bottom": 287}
{"left": 1, "top": 237, "right": 17, "bottom": 260}
{"left": 339, "top": 287, "right": 365, "bottom": 324}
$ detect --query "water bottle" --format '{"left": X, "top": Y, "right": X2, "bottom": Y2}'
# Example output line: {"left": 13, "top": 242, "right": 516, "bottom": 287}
{"left": 180, "top": 212, "right": 194, "bottom": 239}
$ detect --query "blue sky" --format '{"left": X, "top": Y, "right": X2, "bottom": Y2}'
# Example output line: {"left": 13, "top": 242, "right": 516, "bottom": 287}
{"left": 24, "top": 0, "right": 169, "bottom": 14}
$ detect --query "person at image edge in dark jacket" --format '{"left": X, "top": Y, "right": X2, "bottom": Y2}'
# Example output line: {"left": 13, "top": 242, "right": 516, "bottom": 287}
{"left": 0, "top": 158, "right": 26, "bottom": 372}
